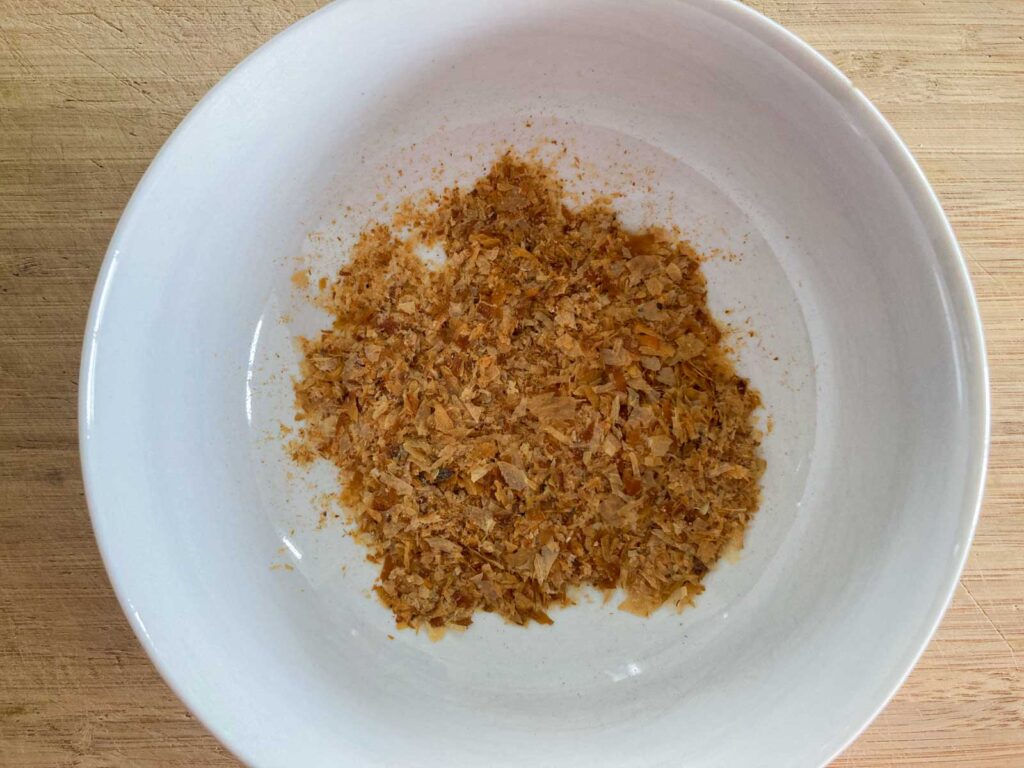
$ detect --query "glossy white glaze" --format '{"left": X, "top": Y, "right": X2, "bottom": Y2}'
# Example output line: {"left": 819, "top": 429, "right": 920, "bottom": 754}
{"left": 80, "top": 1, "right": 988, "bottom": 766}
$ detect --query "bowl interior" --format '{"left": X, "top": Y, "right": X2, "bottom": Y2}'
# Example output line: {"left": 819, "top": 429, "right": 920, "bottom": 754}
{"left": 81, "top": 1, "right": 986, "bottom": 766}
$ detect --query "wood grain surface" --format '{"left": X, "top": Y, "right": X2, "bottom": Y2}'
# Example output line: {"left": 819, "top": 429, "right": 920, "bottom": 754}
{"left": 1, "top": 1, "right": 1021, "bottom": 765}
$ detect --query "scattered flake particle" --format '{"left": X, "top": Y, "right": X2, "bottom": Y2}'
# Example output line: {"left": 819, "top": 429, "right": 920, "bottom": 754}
{"left": 291, "top": 269, "right": 310, "bottom": 289}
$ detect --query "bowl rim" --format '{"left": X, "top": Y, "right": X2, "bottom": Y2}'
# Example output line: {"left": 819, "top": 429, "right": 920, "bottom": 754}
{"left": 78, "top": 1, "right": 990, "bottom": 765}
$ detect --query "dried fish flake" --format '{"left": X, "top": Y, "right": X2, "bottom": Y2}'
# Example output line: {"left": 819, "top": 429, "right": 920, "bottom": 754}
{"left": 290, "top": 153, "right": 764, "bottom": 633}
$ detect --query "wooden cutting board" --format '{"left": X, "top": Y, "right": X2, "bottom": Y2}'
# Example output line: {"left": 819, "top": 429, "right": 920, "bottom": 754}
{"left": 1, "top": 1, "right": 1020, "bottom": 764}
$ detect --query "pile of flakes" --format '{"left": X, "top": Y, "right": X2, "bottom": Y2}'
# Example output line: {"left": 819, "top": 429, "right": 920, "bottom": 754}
{"left": 291, "top": 154, "right": 765, "bottom": 634}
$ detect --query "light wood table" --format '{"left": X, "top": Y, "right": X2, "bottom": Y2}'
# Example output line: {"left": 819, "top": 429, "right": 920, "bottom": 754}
{"left": 2, "top": 1, "right": 1021, "bottom": 765}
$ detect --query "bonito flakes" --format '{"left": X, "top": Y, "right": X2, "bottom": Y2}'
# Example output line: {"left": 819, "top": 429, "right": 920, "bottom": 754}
{"left": 291, "top": 154, "right": 764, "bottom": 633}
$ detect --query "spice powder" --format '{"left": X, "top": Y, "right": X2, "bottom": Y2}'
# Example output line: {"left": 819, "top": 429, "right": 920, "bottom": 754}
{"left": 291, "top": 154, "right": 765, "bottom": 633}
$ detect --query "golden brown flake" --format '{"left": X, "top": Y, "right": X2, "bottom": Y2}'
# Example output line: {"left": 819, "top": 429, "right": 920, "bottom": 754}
{"left": 291, "top": 153, "right": 764, "bottom": 631}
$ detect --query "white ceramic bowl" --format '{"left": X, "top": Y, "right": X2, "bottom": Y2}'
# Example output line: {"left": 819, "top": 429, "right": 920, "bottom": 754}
{"left": 80, "top": 1, "right": 988, "bottom": 766}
